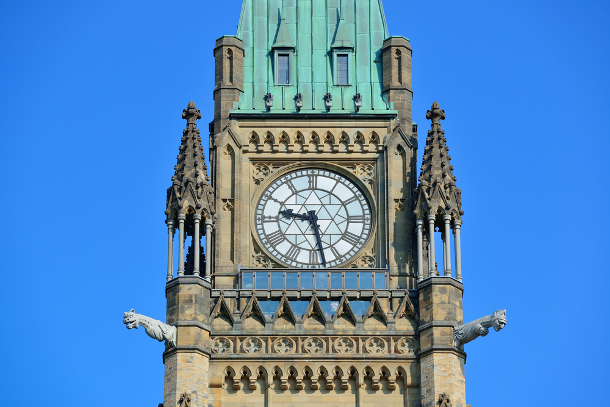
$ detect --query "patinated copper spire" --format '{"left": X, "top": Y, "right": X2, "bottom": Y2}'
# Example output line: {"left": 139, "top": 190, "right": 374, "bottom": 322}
{"left": 414, "top": 101, "right": 463, "bottom": 220}
{"left": 165, "top": 101, "right": 215, "bottom": 219}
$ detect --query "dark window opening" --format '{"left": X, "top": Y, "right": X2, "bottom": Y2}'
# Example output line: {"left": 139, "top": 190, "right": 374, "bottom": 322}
{"left": 278, "top": 54, "right": 289, "bottom": 84}
{"left": 337, "top": 55, "right": 348, "bottom": 85}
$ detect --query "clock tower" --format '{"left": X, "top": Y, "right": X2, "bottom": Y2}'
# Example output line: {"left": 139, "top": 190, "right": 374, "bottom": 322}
{"left": 127, "top": 2, "right": 508, "bottom": 407}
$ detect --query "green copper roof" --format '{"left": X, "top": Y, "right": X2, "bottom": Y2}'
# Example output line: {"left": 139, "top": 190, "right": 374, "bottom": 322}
{"left": 272, "top": 18, "right": 295, "bottom": 48}
{"left": 331, "top": 17, "right": 353, "bottom": 48}
{"left": 233, "top": 0, "right": 395, "bottom": 114}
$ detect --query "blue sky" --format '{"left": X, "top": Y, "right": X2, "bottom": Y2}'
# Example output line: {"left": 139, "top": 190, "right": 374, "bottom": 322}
{"left": 1, "top": 1, "right": 608, "bottom": 406}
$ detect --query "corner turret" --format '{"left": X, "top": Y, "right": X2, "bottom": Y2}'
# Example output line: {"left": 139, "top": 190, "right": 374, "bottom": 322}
{"left": 414, "top": 102, "right": 463, "bottom": 281}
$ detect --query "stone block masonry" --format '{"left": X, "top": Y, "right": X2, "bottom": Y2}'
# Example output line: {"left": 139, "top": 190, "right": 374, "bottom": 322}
{"left": 420, "top": 352, "right": 466, "bottom": 407}
{"left": 164, "top": 351, "right": 210, "bottom": 407}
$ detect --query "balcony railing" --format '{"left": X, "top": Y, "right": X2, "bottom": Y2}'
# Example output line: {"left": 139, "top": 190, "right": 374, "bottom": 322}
{"left": 239, "top": 268, "right": 388, "bottom": 290}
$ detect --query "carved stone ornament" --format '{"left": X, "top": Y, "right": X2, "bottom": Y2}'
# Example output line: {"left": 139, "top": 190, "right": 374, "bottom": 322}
{"left": 242, "top": 337, "right": 264, "bottom": 354}
{"left": 303, "top": 337, "right": 326, "bottom": 354}
{"left": 364, "top": 337, "right": 388, "bottom": 354}
{"left": 222, "top": 198, "right": 234, "bottom": 212}
{"left": 179, "top": 392, "right": 191, "bottom": 407}
{"left": 438, "top": 392, "right": 452, "bottom": 407}
{"left": 334, "top": 337, "right": 356, "bottom": 354}
{"left": 123, "top": 309, "right": 176, "bottom": 349}
{"left": 273, "top": 337, "right": 296, "bottom": 354}
{"left": 453, "top": 309, "right": 507, "bottom": 350}
{"left": 396, "top": 337, "right": 418, "bottom": 355}
{"left": 349, "top": 252, "right": 375, "bottom": 268}
{"left": 253, "top": 163, "right": 273, "bottom": 185}
{"left": 346, "top": 163, "right": 375, "bottom": 189}
{"left": 212, "top": 337, "right": 233, "bottom": 354}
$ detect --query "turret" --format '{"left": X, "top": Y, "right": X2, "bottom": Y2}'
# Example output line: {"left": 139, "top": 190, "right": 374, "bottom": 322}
{"left": 414, "top": 101, "right": 463, "bottom": 281}
{"left": 165, "top": 101, "right": 215, "bottom": 280}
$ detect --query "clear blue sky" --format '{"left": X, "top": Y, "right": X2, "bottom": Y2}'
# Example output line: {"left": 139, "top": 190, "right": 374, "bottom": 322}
{"left": 1, "top": 1, "right": 608, "bottom": 406}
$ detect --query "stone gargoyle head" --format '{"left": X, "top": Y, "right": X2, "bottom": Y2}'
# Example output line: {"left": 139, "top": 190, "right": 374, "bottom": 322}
{"left": 492, "top": 309, "right": 507, "bottom": 332}
{"left": 123, "top": 309, "right": 139, "bottom": 329}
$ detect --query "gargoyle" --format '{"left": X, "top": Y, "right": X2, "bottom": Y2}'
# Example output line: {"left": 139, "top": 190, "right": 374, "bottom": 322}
{"left": 453, "top": 309, "right": 507, "bottom": 350}
{"left": 123, "top": 309, "right": 176, "bottom": 349}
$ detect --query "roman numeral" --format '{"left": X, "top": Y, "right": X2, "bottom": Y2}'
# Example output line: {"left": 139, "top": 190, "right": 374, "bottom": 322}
{"left": 342, "top": 232, "right": 361, "bottom": 246}
{"left": 330, "top": 246, "right": 341, "bottom": 259}
{"left": 266, "top": 231, "right": 284, "bottom": 247}
{"left": 309, "top": 251, "right": 320, "bottom": 264}
{"left": 286, "top": 245, "right": 301, "bottom": 261}
{"left": 287, "top": 181, "right": 297, "bottom": 194}
{"left": 308, "top": 175, "right": 318, "bottom": 189}
{"left": 348, "top": 215, "right": 364, "bottom": 222}
{"left": 343, "top": 196, "right": 357, "bottom": 205}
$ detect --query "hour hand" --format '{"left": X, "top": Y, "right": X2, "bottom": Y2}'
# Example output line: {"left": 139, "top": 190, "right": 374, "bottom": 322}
{"left": 279, "top": 209, "right": 310, "bottom": 220}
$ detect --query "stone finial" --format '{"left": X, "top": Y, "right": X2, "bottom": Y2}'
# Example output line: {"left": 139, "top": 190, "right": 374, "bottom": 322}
{"left": 165, "top": 101, "right": 215, "bottom": 220}
{"left": 426, "top": 100, "right": 445, "bottom": 124}
{"left": 182, "top": 100, "right": 201, "bottom": 127}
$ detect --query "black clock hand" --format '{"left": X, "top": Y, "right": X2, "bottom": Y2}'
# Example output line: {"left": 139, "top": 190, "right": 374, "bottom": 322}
{"left": 279, "top": 209, "right": 310, "bottom": 220}
{"left": 307, "top": 210, "right": 326, "bottom": 267}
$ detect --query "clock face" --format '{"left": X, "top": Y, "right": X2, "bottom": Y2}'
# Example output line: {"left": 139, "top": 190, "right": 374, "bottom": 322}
{"left": 255, "top": 168, "right": 372, "bottom": 268}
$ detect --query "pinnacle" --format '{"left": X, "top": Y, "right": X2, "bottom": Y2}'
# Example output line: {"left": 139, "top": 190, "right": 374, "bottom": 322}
{"left": 414, "top": 102, "right": 463, "bottom": 219}
{"left": 165, "top": 101, "right": 215, "bottom": 219}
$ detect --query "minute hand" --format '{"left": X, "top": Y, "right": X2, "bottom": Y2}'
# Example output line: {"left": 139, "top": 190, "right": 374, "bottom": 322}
{"left": 307, "top": 211, "right": 327, "bottom": 267}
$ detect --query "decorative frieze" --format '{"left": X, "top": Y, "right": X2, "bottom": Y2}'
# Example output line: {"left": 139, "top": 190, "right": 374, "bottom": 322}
{"left": 243, "top": 130, "right": 385, "bottom": 154}
{"left": 209, "top": 336, "right": 417, "bottom": 356}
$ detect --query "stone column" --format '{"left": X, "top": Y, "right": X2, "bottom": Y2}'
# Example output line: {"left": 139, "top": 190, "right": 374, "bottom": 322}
{"left": 205, "top": 219, "right": 213, "bottom": 278}
{"left": 427, "top": 215, "right": 437, "bottom": 277}
{"left": 443, "top": 215, "right": 452, "bottom": 277}
{"left": 177, "top": 214, "right": 186, "bottom": 276}
{"left": 166, "top": 220, "right": 175, "bottom": 281}
{"left": 454, "top": 220, "right": 462, "bottom": 282}
{"left": 416, "top": 220, "right": 424, "bottom": 281}
{"left": 193, "top": 214, "right": 201, "bottom": 276}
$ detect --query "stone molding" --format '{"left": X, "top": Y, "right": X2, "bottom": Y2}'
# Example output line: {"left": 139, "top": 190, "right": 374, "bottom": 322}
{"left": 418, "top": 320, "right": 456, "bottom": 332}
{"left": 165, "top": 275, "right": 212, "bottom": 293}
{"left": 172, "top": 320, "right": 212, "bottom": 332}
{"left": 417, "top": 276, "right": 463, "bottom": 291}
{"left": 163, "top": 345, "right": 212, "bottom": 363}
{"left": 418, "top": 345, "right": 466, "bottom": 361}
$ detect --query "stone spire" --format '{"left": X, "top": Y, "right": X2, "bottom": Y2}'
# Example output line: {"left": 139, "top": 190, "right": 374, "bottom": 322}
{"left": 414, "top": 101, "right": 463, "bottom": 221}
{"left": 165, "top": 101, "right": 215, "bottom": 220}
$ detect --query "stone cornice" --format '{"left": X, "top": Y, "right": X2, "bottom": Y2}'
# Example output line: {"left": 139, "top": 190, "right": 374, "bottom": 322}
{"left": 173, "top": 320, "right": 212, "bottom": 332}
{"left": 418, "top": 345, "right": 467, "bottom": 362}
{"left": 417, "top": 276, "right": 463, "bottom": 292}
{"left": 165, "top": 275, "right": 212, "bottom": 293}
{"left": 230, "top": 113, "right": 397, "bottom": 121}
{"left": 418, "top": 321, "right": 456, "bottom": 332}
{"left": 163, "top": 345, "right": 211, "bottom": 362}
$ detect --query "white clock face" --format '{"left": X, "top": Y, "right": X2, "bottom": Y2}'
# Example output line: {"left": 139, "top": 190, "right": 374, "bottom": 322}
{"left": 255, "top": 169, "right": 372, "bottom": 268}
